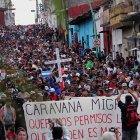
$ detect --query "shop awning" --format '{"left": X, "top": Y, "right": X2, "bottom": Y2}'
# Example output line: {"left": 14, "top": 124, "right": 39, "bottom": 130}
{"left": 124, "top": 35, "right": 140, "bottom": 42}
{"left": 122, "top": 12, "right": 140, "bottom": 22}
{"left": 69, "top": 10, "right": 92, "bottom": 25}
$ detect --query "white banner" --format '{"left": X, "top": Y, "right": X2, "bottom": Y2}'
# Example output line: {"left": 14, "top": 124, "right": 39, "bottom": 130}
{"left": 23, "top": 96, "right": 140, "bottom": 140}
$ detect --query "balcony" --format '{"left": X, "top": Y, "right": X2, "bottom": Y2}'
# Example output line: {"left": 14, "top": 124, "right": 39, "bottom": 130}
{"left": 109, "top": 2, "right": 133, "bottom": 28}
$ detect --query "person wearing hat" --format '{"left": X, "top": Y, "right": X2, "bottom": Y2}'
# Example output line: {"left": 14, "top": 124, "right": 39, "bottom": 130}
{"left": 18, "top": 90, "right": 30, "bottom": 103}
{"left": 116, "top": 89, "right": 139, "bottom": 140}
{"left": 30, "top": 91, "right": 36, "bottom": 102}
{"left": 36, "top": 93, "right": 44, "bottom": 102}
{"left": 121, "top": 83, "right": 129, "bottom": 94}
{"left": 48, "top": 88, "right": 59, "bottom": 101}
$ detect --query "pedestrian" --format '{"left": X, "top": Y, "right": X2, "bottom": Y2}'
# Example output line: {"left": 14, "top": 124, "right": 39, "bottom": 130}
{"left": 47, "top": 118, "right": 70, "bottom": 140}
{"left": 7, "top": 126, "right": 16, "bottom": 140}
{"left": 101, "top": 127, "right": 120, "bottom": 140}
{"left": 16, "top": 127, "right": 27, "bottom": 140}
{"left": 0, "top": 98, "right": 16, "bottom": 139}
{"left": 116, "top": 89, "right": 139, "bottom": 140}
{"left": 48, "top": 88, "right": 59, "bottom": 101}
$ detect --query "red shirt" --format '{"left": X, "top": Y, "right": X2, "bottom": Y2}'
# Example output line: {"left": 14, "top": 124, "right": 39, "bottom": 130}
{"left": 49, "top": 94, "right": 58, "bottom": 101}
{"left": 7, "top": 132, "right": 16, "bottom": 139}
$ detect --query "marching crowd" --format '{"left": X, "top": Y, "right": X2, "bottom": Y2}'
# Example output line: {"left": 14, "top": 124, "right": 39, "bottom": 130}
{"left": 0, "top": 24, "right": 140, "bottom": 140}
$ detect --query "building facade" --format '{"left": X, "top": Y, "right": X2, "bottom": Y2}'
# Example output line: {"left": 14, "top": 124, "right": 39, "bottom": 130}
{"left": 43, "top": 0, "right": 140, "bottom": 61}
{"left": 68, "top": 0, "right": 105, "bottom": 50}
{"left": 106, "top": 0, "right": 140, "bottom": 60}
{"left": 0, "top": 0, "right": 6, "bottom": 25}
{"left": 0, "top": 0, "right": 15, "bottom": 26}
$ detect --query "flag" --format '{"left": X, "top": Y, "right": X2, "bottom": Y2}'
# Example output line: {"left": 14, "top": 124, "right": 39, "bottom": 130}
{"left": 41, "top": 70, "right": 52, "bottom": 78}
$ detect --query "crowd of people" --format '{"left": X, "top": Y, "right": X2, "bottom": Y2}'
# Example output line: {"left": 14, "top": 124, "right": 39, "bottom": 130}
{"left": 0, "top": 24, "right": 140, "bottom": 140}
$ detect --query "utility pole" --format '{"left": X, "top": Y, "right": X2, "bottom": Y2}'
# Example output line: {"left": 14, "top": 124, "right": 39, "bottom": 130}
{"left": 35, "top": 0, "right": 39, "bottom": 23}
{"left": 63, "top": 0, "right": 69, "bottom": 45}
{"left": 87, "top": 0, "right": 98, "bottom": 58}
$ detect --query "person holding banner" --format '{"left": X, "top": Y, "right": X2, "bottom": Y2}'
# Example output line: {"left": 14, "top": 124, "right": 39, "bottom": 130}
{"left": 116, "top": 89, "right": 139, "bottom": 140}
{"left": 47, "top": 118, "right": 70, "bottom": 140}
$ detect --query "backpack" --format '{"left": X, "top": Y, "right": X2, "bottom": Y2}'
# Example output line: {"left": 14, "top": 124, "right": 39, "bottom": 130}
{"left": 126, "top": 104, "right": 139, "bottom": 128}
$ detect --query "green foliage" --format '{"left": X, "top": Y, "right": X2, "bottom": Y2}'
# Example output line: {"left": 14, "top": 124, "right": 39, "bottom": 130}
{"left": 0, "top": 61, "right": 38, "bottom": 93}
{"left": 52, "top": 0, "right": 67, "bottom": 29}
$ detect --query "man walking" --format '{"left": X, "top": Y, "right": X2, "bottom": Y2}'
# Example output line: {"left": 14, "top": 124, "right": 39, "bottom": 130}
{"left": 116, "top": 89, "right": 139, "bottom": 140}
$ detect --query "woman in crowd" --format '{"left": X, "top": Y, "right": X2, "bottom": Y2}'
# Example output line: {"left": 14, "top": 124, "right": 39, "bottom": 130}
{"left": 16, "top": 127, "right": 27, "bottom": 140}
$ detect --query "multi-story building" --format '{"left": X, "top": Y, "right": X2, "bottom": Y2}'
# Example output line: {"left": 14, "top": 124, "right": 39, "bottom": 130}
{"left": 0, "top": 0, "right": 15, "bottom": 26}
{"left": 44, "top": 0, "right": 140, "bottom": 61}
{"left": 109, "top": 0, "right": 133, "bottom": 59}
{"left": 122, "top": 0, "right": 140, "bottom": 61}
{"left": 101, "top": 0, "right": 140, "bottom": 60}
{"left": 43, "top": 0, "right": 67, "bottom": 29}
{"left": 68, "top": 0, "right": 106, "bottom": 51}
{"left": 0, "top": 0, "right": 7, "bottom": 25}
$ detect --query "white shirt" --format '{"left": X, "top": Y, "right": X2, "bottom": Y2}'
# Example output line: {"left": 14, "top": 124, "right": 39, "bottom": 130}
{"left": 107, "top": 67, "right": 113, "bottom": 75}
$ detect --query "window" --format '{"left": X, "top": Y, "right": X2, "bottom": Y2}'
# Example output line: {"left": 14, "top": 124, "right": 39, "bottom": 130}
{"left": 86, "top": 35, "right": 89, "bottom": 46}
{"left": 71, "top": 28, "right": 73, "bottom": 35}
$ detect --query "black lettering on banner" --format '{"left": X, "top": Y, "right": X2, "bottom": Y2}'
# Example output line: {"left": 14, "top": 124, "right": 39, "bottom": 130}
{"left": 92, "top": 99, "right": 100, "bottom": 110}
{"left": 55, "top": 102, "right": 61, "bottom": 113}
{"left": 26, "top": 104, "right": 33, "bottom": 115}
{"left": 115, "top": 99, "right": 118, "bottom": 110}
{"left": 34, "top": 104, "right": 40, "bottom": 115}
{"left": 40, "top": 104, "right": 48, "bottom": 114}
{"left": 102, "top": 99, "right": 105, "bottom": 110}
{"left": 61, "top": 101, "right": 82, "bottom": 113}
{"left": 68, "top": 101, "right": 76, "bottom": 112}
{"left": 106, "top": 99, "right": 114, "bottom": 110}
{"left": 92, "top": 98, "right": 117, "bottom": 111}
{"left": 62, "top": 102, "right": 68, "bottom": 113}
{"left": 50, "top": 103, "right": 56, "bottom": 114}
{"left": 50, "top": 101, "right": 82, "bottom": 114}
{"left": 77, "top": 101, "right": 82, "bottom": 112}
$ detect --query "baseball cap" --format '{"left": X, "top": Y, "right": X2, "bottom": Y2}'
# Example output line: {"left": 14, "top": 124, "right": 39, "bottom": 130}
{"left": 30, "top": 91, "right": 36, "bottom": 94}
{"left": 37, "top": 93, "right": 43, "bottom": 97}
{"left": 101, "top": 131, "right": 115, "bottom": 140}
{"left": 45, "top": 86, "right": 49, "bottom": 91}
{"left": 122, "top": 83, "right": 127, "bottom": 87}
{"left": 62, "top": 74, "right": 68, "bottom": 78}
{"left": 49, "top": 88, "right": 55, "bottom": 92}
{"left": 1, "top": 93, "right": 7, "bottom": 98}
